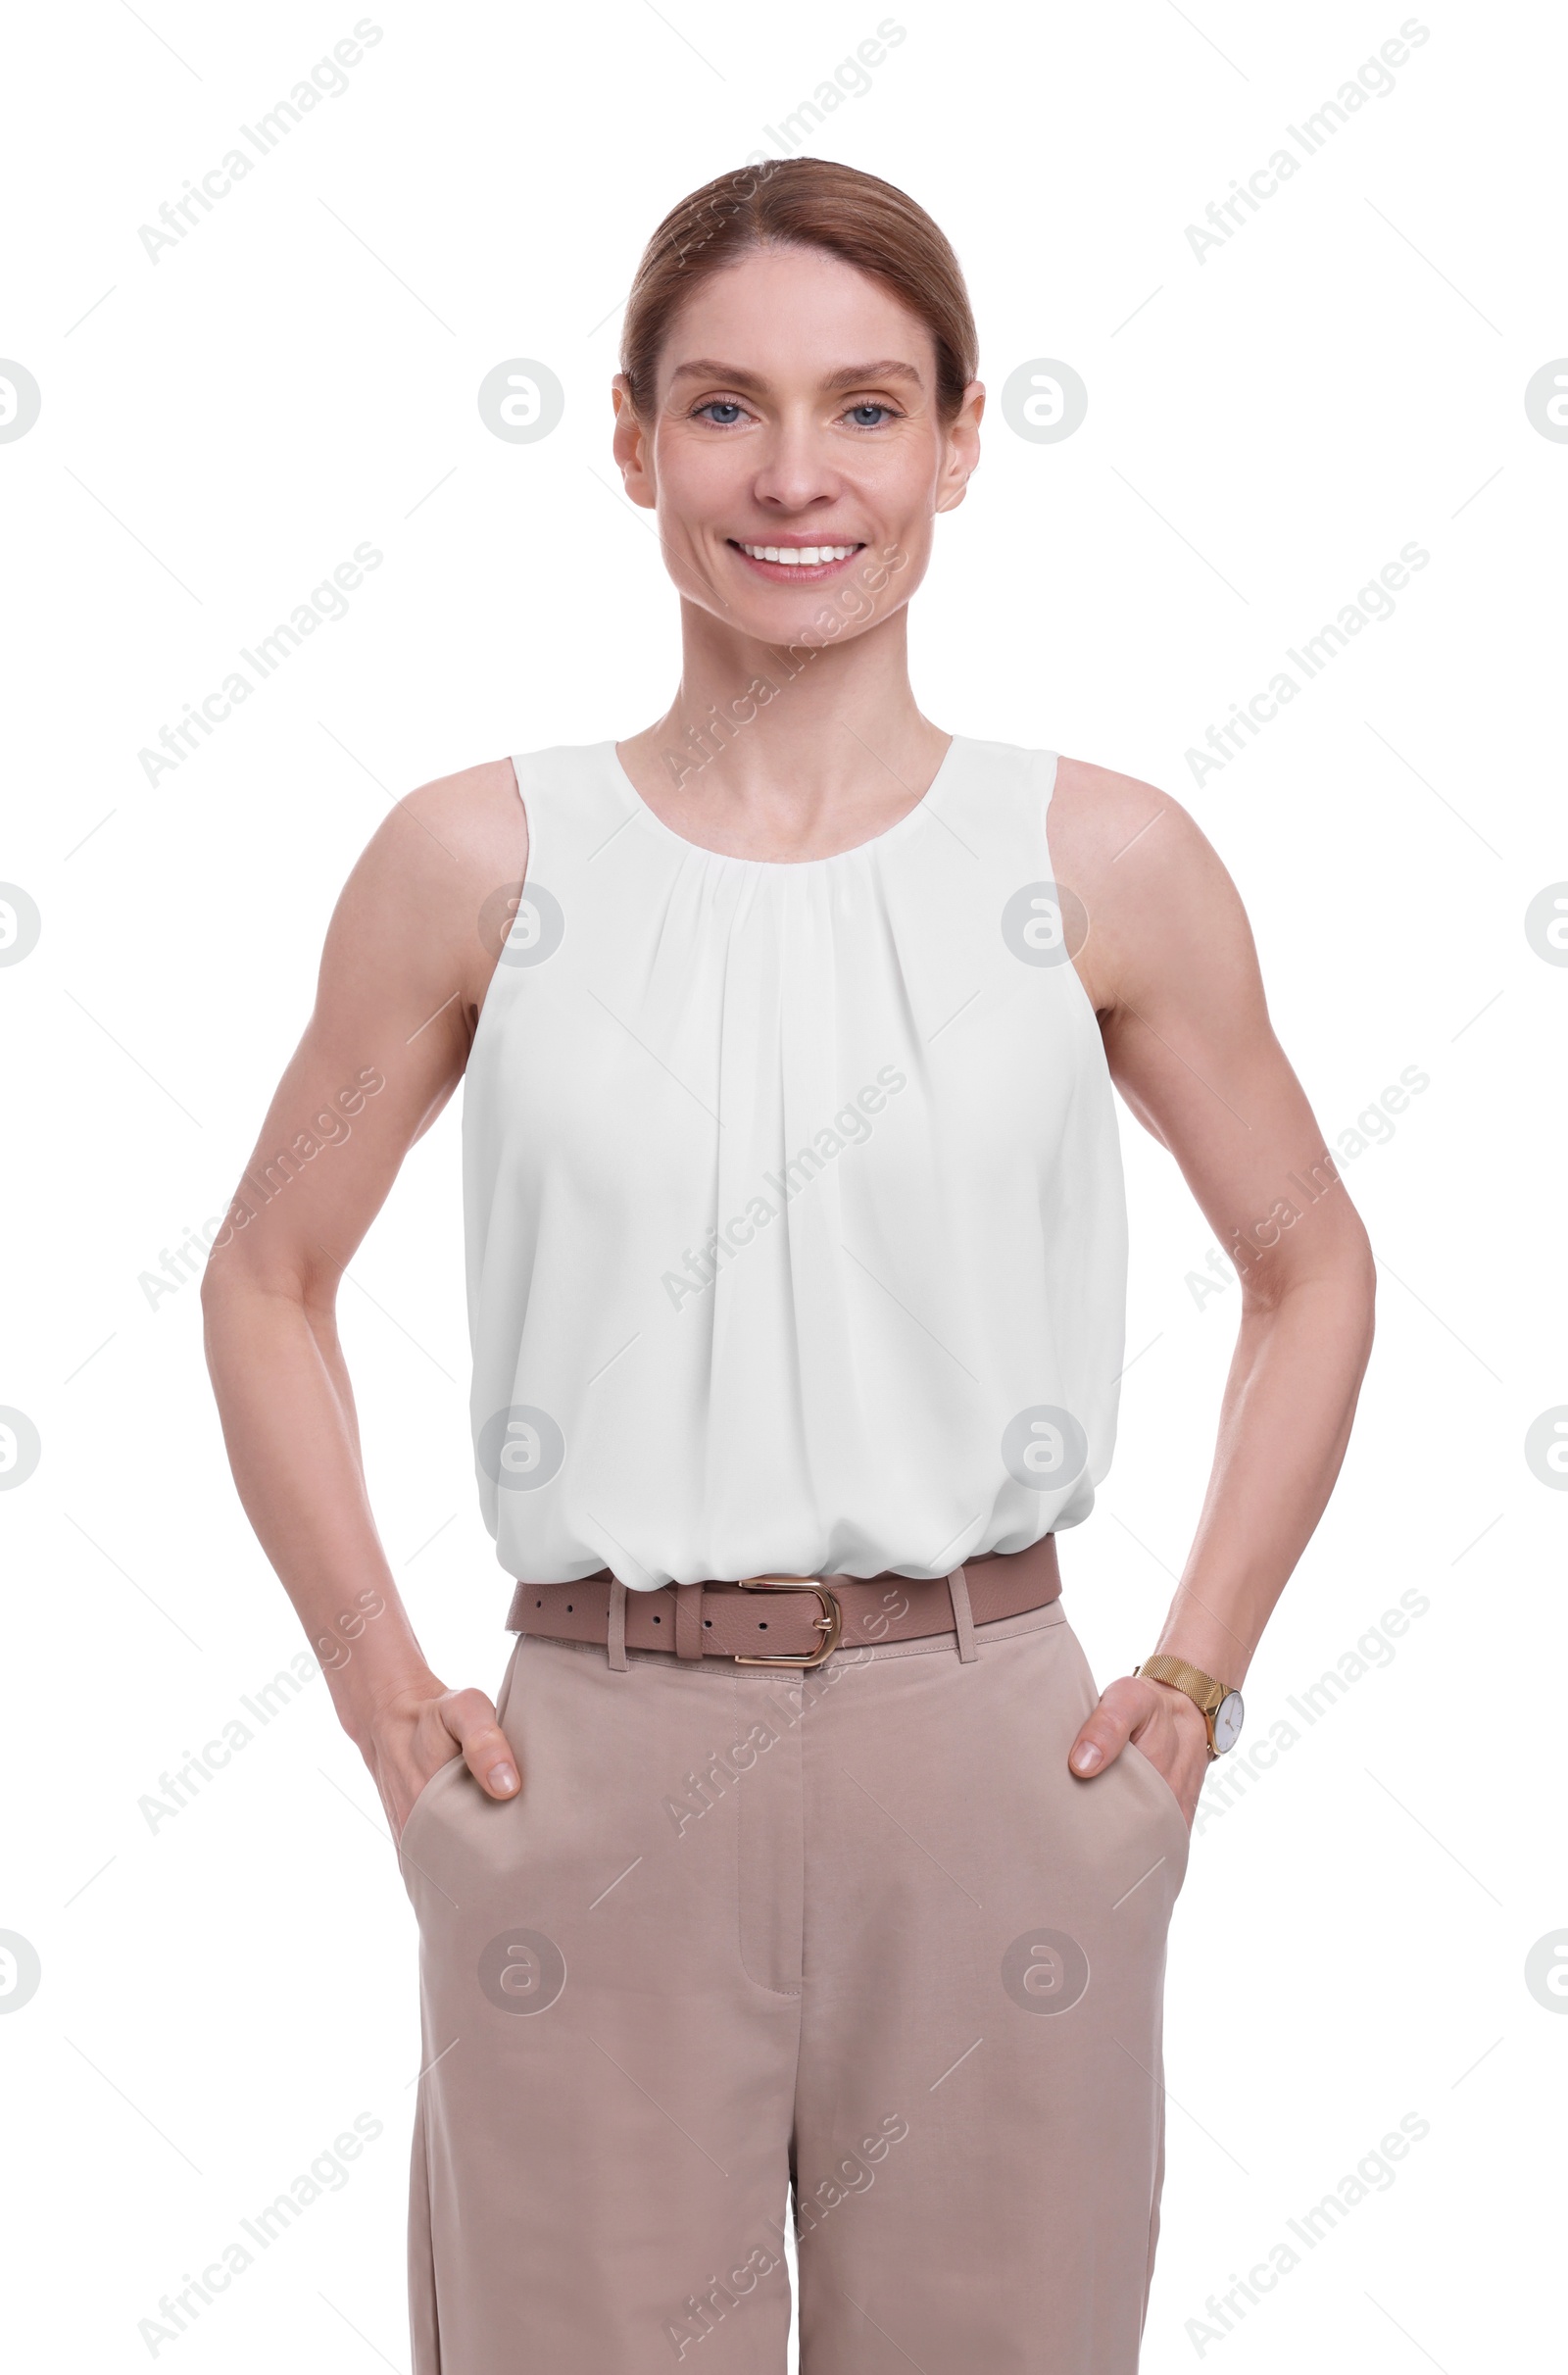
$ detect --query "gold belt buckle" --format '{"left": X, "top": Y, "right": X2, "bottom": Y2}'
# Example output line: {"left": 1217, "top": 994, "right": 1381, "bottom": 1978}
{"left": 733, "top": 1575, "right": 844, "bottom": 1668}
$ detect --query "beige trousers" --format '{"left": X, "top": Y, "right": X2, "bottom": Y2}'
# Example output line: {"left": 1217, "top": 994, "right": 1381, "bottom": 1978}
{"left": 399, "top": 1594, "right": 1189, "bottom": 2372}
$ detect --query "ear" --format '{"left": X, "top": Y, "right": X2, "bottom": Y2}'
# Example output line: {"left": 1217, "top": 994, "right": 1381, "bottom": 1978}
{"left": 935, "top": 378, "right": 984, "bottom": 516}
{"left": 612, "top": 374, "right": 657, "bottom": 512}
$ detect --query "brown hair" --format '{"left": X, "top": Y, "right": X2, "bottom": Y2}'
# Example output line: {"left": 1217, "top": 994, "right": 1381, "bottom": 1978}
{"left": 619, "top": 159, "right": 977, "bottom": 421}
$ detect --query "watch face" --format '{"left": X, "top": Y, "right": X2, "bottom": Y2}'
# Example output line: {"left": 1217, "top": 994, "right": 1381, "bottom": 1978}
{"left": 1212, "top": 1689, "right": 1245, "bottom": 1753}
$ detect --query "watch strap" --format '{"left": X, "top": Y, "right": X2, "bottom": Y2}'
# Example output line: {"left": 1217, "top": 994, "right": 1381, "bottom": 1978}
{"left": 1135, "top": 1653, "right": 1233, "bottom": 1757}
{"left": 1136, "top": 1654, "right": 1226, "bottom": 1713}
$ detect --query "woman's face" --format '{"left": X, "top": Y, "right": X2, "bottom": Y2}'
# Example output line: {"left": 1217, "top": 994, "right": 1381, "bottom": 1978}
{"left": 612, "top": 243, "right": 982, "bottom": 643}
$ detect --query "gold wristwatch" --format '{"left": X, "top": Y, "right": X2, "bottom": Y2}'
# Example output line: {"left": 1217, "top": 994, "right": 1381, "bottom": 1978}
{"left": 1135, "top": 1655, "right": 1245, "bottom": 1758}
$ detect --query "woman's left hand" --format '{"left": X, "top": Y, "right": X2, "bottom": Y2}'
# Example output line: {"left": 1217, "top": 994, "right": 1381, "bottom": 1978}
{"left": 1068, "top": 1674, "right": 1210, "bottom": 1829}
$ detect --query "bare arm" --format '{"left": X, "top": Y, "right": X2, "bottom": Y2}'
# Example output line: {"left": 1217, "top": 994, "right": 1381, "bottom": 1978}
{"left": 1047, "top": 759, "right": 1377, "bottom": 1820}
{"left": 200, "top": 759, "right": 529, "bottom": 1838}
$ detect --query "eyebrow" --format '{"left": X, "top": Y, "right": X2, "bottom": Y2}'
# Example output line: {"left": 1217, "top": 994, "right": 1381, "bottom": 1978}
{"left": 665, "top": 358, "right": 925, "bottom": 393}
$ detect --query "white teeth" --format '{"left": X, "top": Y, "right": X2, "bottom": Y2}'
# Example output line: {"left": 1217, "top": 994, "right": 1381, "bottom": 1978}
{"left": 739, "top": 542, "right": 858, "bottom": 565}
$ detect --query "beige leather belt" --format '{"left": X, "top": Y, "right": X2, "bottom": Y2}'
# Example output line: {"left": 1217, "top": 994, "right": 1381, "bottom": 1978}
{"left": 506, "top": 1534, "right": 1061, "bottom": 1671}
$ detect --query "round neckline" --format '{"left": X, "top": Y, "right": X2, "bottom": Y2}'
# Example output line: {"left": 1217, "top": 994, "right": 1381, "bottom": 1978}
{"left": 606, "top": 733, "right": 962, "bottom": 868}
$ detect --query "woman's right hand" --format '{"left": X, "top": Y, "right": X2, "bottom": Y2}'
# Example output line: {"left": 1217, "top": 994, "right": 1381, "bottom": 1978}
{"left": 362, "top": 1680, "right": 520, "bottom": 1843}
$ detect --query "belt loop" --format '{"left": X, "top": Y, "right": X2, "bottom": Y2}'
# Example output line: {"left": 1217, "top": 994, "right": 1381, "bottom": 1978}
{"left": 674, "top": 1581, "right": 706, "bottom": 1661}
{"left": 947, "top": 1566, "right": 978, "bottom": 1662}
{"left": 607, "top": 1577, "right": 628, "bottom": 1671}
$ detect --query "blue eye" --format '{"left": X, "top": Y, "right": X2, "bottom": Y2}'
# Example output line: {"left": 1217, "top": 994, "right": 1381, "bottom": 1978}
{"left": 847, "top": 404, "right": 894, "bottom": 427}
{"left": 697, "top": 400, "right": 746, "bottom": 425}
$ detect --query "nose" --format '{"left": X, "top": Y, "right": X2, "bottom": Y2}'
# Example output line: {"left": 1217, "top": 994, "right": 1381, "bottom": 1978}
{"left": 747, "top": 415, "right": 846, "bottom": 517}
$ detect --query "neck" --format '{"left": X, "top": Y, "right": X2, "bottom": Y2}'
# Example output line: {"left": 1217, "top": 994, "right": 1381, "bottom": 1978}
{"left": 625, "top": 597, "right": 945, "bottom": 825}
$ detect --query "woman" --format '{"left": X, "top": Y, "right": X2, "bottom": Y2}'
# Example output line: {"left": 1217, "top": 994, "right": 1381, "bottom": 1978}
{"left": 203, "top": 160, "right": 1375, "bottom": 2373}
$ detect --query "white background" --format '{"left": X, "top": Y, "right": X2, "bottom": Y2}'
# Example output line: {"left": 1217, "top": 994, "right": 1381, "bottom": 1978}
{"left": 2, "top": 1, "right": 1563, "bottom": 2367}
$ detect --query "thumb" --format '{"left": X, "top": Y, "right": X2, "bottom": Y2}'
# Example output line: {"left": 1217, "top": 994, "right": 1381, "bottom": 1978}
{"left": 1068, "top": 1676, "right": 1144, "bottom": 1777}
{"left": 444, "top": 1686, "right": 520, "bottom": 1801}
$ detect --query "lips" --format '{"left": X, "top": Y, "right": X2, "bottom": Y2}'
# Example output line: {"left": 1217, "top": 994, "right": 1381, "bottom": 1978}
{"left": 728, "top": 538, "right": 866, "bottom": 583}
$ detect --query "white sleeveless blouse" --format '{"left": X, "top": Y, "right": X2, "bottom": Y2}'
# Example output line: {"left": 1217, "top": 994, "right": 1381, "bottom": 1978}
{"left": 463, "top": 736, "right": 1128, "bottom": 1591}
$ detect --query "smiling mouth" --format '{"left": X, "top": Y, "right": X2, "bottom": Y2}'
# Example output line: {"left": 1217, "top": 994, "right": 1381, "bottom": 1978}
{"left": 728, "top": 539, "right": 865, "bottom": 569}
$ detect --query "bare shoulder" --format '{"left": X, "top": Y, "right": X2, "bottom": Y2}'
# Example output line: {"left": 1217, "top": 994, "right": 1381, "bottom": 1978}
{"left": 320, "top": 755, "right": 528, "bottom": 1017}
{"left": 1047, "top": 753, "right": 1258, "bottom": 1015}
{"left": 360, "top": 755, "right": 528, "bottom": 899}
{"left": 1047, "top": 754, "right": 1216, "bottom": 893}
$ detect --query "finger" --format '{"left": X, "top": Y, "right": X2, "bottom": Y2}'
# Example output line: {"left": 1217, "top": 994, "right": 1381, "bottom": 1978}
{"left": 1068, "top": 1710, "right": 1130, "bottom": 1776}
{"left": 462, "top": 1722, "right": 519, "bottom": 1799}
{"left": 444, "top": 1690, "right": 520, "bottom": 1800}
{"left": 1068, "top": 1676, "right": 1149, "bottom": 1776}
